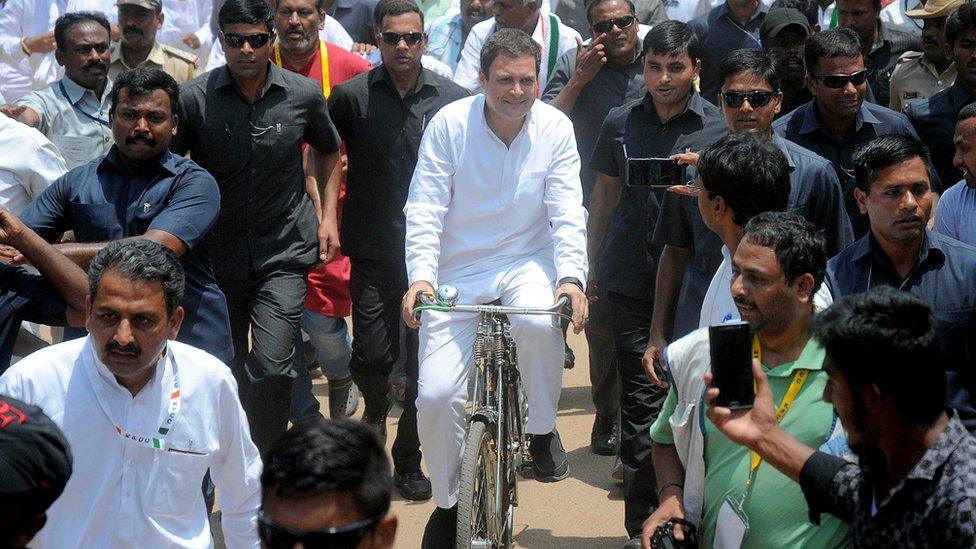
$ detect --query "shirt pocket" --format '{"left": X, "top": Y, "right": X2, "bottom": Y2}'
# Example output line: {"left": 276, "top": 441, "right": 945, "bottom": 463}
{"left": 148, "top": 450, "right": 210, "bottom": 518}
{"left": 513, "top": 169, "right": 548, "bottom": 213}
{"left": 131, "top": 202, "right": 166, "bottom": 235}
{"left": 50, "top": 135, "right": 102, "bottom": 169}
{"left": 66, "top": 202, "right": 122, "bottom": 241}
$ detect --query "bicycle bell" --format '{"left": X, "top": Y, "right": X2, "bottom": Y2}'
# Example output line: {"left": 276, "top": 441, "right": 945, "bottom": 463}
{"left": 436, "top": 285, "right": 460, "bottom": 306}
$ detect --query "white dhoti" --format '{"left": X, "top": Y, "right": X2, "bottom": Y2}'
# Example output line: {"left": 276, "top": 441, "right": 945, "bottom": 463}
{"left": 416, "top": 257, "right": 565, "bottom": 508}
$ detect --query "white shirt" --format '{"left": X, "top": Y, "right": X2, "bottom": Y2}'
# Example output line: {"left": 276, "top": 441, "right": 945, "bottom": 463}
{"left": 453, "top": 12, "right": 581, "bottom": 94}
{"left": 0, "top": 114, "right": 66, "bottom": 213}
{"left": 159, "top": 0, "right": 215, "bottom": 56}
{"left": 880, "top": 0, "right": 923, "bottom": 36}
{"left": 0, "top": 338, "right": 262, "bottom": 549}
{"left": 699, "top": 245, "right": 833, "bottom": 328}
{"left": 405, "top": 95, "right": 588, "bottom": 287}
{"left": 205, "top": 18, "right": 354, "bottom": 72}
{"left": 0, "top": 0, "right": 66, "bottom": 101}
{"left": 65, "top": 0, "right": 118, "bottom": 22}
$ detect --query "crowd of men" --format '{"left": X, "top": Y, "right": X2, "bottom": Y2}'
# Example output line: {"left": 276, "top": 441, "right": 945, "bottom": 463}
{"left": 1, "top": 0, "right": 976, "bottom": 546}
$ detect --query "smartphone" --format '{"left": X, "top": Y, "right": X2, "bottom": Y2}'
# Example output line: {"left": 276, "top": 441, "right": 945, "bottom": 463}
{"left": 708, "top": 322, "right": 755, "bottom": 409}
{"left": 627, "top": 157, "right": 683, "bottom": 187}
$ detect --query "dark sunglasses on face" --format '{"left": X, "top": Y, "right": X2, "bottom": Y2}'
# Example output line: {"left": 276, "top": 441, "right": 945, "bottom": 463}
{"left": 813, "top": 69, "right": 871, "bottom": 89}
{"left": 378, "top": 31, "right": 425, "bottom": 46}
{"left": 258, "top": 511, "right": 382, "bottom": 549}
{"left": 592, "top": 15, "right": 636, "bottom": 34}
{"left": 222, "top": 32, "right": 272, "bottom": 49}
{"left": 719, "top": 90, "right": 777, "bottom": 109}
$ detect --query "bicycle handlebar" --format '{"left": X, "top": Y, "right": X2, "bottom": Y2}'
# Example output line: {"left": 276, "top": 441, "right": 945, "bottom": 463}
{"left": 413, "top": 293, "right": 572, "bottom": 320}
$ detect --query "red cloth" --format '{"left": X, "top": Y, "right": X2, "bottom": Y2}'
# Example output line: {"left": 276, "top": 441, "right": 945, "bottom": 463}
{"left": 273, "top": 42, "right": 371, "bottom": 317}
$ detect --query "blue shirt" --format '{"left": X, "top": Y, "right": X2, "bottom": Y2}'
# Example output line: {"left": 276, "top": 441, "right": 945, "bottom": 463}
{"left": 0, "top": 265, "right": 67, "bottom": 374}
{"left": 905, "top": 81, "right": 974, "bottom": 193}
{"left": 689, "top": 1, "right": 765, "bottom": 106}
{"left": 20, "top": 147, "right": 234, "bottom": 364}
{"left": 934, "top": 180, "right": 976, "bottom": 247}
{"left": 425, "top": 10, "right": 463, "bottom": 72}
{"left": 773, "top": 99, "right": 941, "bottom": 239}
{"left": 827, "top": 230, "right": 976, "bottom": 431}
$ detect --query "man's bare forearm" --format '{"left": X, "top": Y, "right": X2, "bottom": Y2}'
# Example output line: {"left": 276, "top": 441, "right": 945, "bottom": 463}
{"left": 652, "top": 441, "right": 687, "bottom": 489}
{"left": 649, "top": 245, "right": 691, "bottom": 341}
{"left": 15, "top": 229, "right": 88, "bottom": 317}
{"left": 549, "top": 79, "right": 585, "bottom": 115}
{"left": 314, "top": 148, "right": 341, "bottom": 220}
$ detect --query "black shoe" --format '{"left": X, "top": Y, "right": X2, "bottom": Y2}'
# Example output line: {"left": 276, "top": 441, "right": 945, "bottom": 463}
{"left": 361, "top": 412, "right": 387, "bottom": 446}
{"left": 622, "top": 533, "right": 642, "bottom": 548}
{"left": 564, "top": 344, "right": 576, "bottom": 369}
{"left": 421, "top": 505, "right": 458, "bottom": 549}
{"left": 528, "top": 430, "right": 570, "bottom": 482}
{"left": 395, "top": 469, "right": 432, "bottom": 501}
{"left": 590, "top": 414, "right": 619, "bottom": 456}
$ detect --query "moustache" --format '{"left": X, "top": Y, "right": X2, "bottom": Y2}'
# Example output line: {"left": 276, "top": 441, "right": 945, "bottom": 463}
{"left": 124, "top": 26, "right": 143, "bottom": 35}
{"left": 896, "top": 214, "right": 923, "bottom": 224}
{"left": 733, "top": 296, "right": 757, "bottom": 309}
{"left": 83, "top": 61, "right": 107, "bottom": 71}
{"left": 106, "top": 340, "right": 141, "bottom": 357}
{"left": 126, "top": 135, "right": 157, "bottom": 147}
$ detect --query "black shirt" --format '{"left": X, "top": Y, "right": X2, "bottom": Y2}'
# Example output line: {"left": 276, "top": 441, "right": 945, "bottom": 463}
{"left": 864, "top": 20, "right": 922, "bottom": 109}
{"left": 329, "top": 66, "right": 468, "bottom": 263}
{"left": 170, "top": 63, "right": 341, "bottom": 279}
{"left": 689, "top": 1, "right": 766, "bottom": 106}
{"left": 590, "top": 91, "right": 720, "bottom": 300}
{"left": 0, "top": 265, "right": 67, "bottom": 374}
{"left": 905, "top": 81, "right": 975, "bottom": 191}
{"left": 542, "top": 43, "right": 647, "bottom": 204}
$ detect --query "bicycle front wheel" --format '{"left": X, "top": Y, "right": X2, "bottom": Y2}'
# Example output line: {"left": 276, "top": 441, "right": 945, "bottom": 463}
{"left": 457, "top": 418, "right": 504, "bottom": 548}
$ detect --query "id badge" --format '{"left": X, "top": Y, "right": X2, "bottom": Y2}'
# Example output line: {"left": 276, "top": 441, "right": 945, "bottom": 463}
{"left": 714, "top": 496, "right": 749, "bottom": 549}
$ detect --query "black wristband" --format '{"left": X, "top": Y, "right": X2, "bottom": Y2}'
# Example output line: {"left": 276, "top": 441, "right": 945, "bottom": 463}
{"left": 557, "top": 276, "right": 584, "bottom": 292}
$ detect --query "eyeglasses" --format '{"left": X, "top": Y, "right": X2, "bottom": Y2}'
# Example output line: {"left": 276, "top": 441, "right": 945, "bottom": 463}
{"left": 222, "top": 32, "right": 272, "bottom": 49}
{"left": 812, "top": 69, "right": 872, "bottom": 89}
{"left": 719, "top": 90, "right": 777, "bottom": 109}
{"left": 378, "top": 31, "right": 425, "bottom": 46}
{"left": 257, "top": 511, "right": 382, "bottom": 549}
{"left": 592, "top": 15, "right": 636, "bottom": 34}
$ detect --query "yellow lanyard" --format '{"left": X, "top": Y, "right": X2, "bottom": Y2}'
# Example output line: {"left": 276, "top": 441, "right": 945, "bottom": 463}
{"left": 746, "top": 336, "right": 809, "bottom": 487}
{"left": 273, "top": 39, "right": 331, "bottom": 99}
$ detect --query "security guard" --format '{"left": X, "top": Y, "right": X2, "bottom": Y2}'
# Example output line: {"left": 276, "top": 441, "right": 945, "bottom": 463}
{"left": 888, "top": 0, "right": 962, "bottom": 111}
{"left": 109, "top": 0, "right": 198, "bottom": 85}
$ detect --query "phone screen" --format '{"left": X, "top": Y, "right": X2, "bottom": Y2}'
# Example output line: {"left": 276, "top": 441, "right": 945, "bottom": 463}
{"left": 627, "top": 158, "right": 683, "bottom": 187}
{"left": 708, "top": 322, "right": 755, "bottom": 409}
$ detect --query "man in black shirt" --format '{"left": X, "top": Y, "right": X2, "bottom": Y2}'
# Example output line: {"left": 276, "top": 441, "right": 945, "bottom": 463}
{"left": 170, "top": 0, "right": 341, "bottom": 454}
{"left": 326, "top": 0, "right": 467, "bottom": 501}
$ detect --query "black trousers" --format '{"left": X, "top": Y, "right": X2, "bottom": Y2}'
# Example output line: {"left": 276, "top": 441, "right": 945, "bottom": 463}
{"left": 586, "top": 287, "right": 619, "bottom": 418}
{"left": 349, "top": 257, "right": 421, "bottom": 472}
{"left": 609, "top": 292, "right": 667, "bottom": 537}
{"left": 219, "top": 267, "right": 308, "bottom": 456}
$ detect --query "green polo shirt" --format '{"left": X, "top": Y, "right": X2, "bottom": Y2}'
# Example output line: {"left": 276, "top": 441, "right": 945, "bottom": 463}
{"left": 650, "top": 338, "right": 850, "bottom": 548}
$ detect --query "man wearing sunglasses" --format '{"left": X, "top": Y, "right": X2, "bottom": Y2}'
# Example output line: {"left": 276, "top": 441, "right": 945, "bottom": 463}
{"left": 260, "top": 419, "right": 397, "bottom": 549}
{"left": 171, "top": 0, "right": 342, "bottom": 455}
{"left": 326, "top": 0, "right": 467, "bottom": 503}
{"left": 773, "top": 28, "right": 939, "bottom": 239}
{"left": 542, "top": 0, "right": 646, "bottom": 462}
{"left": 453, "top": 0, "right": 581, "bottom": 93}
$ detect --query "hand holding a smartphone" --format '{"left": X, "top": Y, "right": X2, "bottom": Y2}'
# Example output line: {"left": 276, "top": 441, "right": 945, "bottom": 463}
{"left": 703, "top": 359, "right": 778, "bottom": 450}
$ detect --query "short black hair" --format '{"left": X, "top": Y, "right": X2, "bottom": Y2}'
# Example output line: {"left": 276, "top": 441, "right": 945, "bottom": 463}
{"left": 718, "top": 48, "right": 781, "bottom": 92}
{"left": 697, "top": 132, "right": 792, "bottom": 227}
{"left": 770, "top": 0, "right": 818, "bottom": 28}
{"left": 54, "top": 12, "right": 111, "bottom": 51}
{"left": 852, "top": 134, "right": 931, "bottom": 193}
{"left": 219, "top": 0, "right": 274, "bottom": 33}
{"left": 262, "top": 418, "right": 393, "bottom": 519}
{"left": 480, "top": 27, "right": 541, "bottom": 77}
{"left": 373, "top": 0, "right": 423, "bottom": 28}
{"left": 958, "top": 102, "right": 976, "bottom": 124}
{"left": 274, "top": 0, "right": 329, "bottom": 14}
{"left": 836, "top": 0, "right": 881, "bottom": 14}
{"left": 88, "top": 240, "right": 186, "bottom": 317}
{"left": 585, "top": 0, "right": 636, "bottom": 25}
{"left": 814, "top": 287, "right": 945, "bottom": 426}
{"left": 946, "top": 3, "right": 976, "bottom": 48}
{"left": 741, "top": 211, "right": 827, "bottom": 295}
{"left": 108, "top": 67, "right": 179, "bottom": 118}
{"left": 803, "top": 27, "right": 861, "bottom": 74}
{"left": 643, "top": 20, "right": 700, "bottom": 62}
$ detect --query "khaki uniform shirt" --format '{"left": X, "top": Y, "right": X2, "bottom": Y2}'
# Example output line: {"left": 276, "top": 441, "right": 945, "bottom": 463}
{"left": 108, "top": 41, "right": 198, "bottom": 84}
{"left": 888, "top": 51, "right": 956, "bottom": 111}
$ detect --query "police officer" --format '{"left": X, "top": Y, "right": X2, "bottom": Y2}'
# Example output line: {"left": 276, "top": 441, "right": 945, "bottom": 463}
{"left": 888, "top": 0, "right": 962, "bottom": 111}
{"left": 109, "top": 0, "right": 198, "bottom": 84}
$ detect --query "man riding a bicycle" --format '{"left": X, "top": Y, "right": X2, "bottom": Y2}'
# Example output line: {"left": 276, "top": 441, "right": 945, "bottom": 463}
{"left": 400, "top": 27, "right": 589, "bottom": 548}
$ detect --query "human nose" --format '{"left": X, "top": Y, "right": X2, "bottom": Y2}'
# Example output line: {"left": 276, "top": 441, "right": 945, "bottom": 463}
{"left": 953, "top": 146, "right": 964, "bottom": 169}
{"left": 900, "top": 189, "right": 919, "bottom": 211}
{"left": 288, "top": 11, "right": 301, "bottom": 24}
{"left": 133, "top": 116, "right": 150, "bottom": 133}
{"left": 240, "top": 39, "right": 254, "bottom": 54}
{"left": 730, "top": 272, "right": 746, "bottom": 299}
{"left": 114, "top": 319, "right": 136, "bottom": 346}
{"left": 740, "top": 98, "right": 755, "bottom": 113}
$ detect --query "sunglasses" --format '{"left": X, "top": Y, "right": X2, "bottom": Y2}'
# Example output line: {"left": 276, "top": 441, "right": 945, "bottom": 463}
{"left": 719, "top": 90, "right": 777, "bottom": 109}
{"left": 222, "top": 32, "right": 272, "bottom": 49}
{"left": 813, "top": 69, "right": 872, "bottom": 89}
{"left": 257, "top": 511, "right": 382, "bottom": 549}
{"left": 378, "top": 31, "right": 425, "bottom": 46}
{"left": 592, "top": 15, "right": 636, "bottom": 34}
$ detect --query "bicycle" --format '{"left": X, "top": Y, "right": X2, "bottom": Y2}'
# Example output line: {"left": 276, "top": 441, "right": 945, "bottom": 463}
{"left": 413, "top": 286, "right": 572, "bottom": 549}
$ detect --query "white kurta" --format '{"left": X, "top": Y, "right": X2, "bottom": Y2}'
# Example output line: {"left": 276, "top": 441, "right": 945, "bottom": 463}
{"left": 452, "top": 12, "right": 581, "bottom": 94}
{"left": 0, "top": 0, "right": 66, "bottom": 101}
{"left": 0, "top": 338, "right": 262, "bottom": 549}
{"left": 0, "top": 113, "right": 66, "bottom": 213}
{"left": 159, "top": 0, "right": 215, "bottom": 57}
{"left": 405, "top": 95, "right": 587, "bottom": 508}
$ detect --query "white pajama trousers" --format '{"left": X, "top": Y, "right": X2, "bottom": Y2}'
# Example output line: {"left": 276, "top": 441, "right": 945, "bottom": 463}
{"left": 416, "top": 257, "right": 565, "bottom": 508}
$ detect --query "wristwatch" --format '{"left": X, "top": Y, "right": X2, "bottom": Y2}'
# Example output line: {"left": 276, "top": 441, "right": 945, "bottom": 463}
{"left": 557, "top": 277, "right": 584, "bottom": 292}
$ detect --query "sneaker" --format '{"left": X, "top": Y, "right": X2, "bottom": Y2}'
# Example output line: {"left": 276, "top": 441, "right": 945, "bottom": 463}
{"left": 421, "top": 505, "right": 458, "bottom": 549}
{"left": 590, "top": 414, "right": 618, "bottom": 456}
{"left": 361, "top": 412, "right": 388, "bottom": 446}
{"left": 610, "top": 456, "right": 623, "bottom": 484}
{"left": 328, "top": 377, "right": 360, "bottom": 418}
{"left": 528, "top": 430, "right": 570, "bottom": 482}
{"left": 395, "top": 469, "right": 433, "bottom": 501}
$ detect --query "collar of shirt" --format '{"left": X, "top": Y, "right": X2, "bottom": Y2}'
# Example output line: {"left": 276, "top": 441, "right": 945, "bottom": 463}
{"left": 763, "top": 335, "right": 826, "bottom": 377}
{"left": 771, "top": 133, "right": 799, "bottom": 171}
{"left": 214, "top": 61, "right": 288, "bottom": 99}
{"left": 639, "top": 90, "right": 708, "bottom": 123}
{"left": 917, "top": 56, "right": 956, "bottom": 81}
{"left": 84, "top": 336, "right": 168, "bottom": 403}
{"left": 99, "top": 145, "right": 181, "bottom": 176}
{"left": 368, "top": 64, "right": 435, "bottom": 97}
{"left": 59, "top": 74, "right": 112, "bottom": 107}
{"left": 869, "top": 19, "right": 899, "bottom": 55}
{"left": 110, "top": 40, "right": 168, "bottom": 70}
{"left": 798, "top": 98, "right": 880, "bottom": 136}
{"left": 949, "top": 79, "right": 974, "bottom": 111}
{"left": 850, "top": 228, "right": 946, "bottom": 274}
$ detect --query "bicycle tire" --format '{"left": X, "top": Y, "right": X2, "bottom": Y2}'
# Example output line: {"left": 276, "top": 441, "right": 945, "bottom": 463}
{"left": 457, "top": 418, "right": 502, "bottom": 548}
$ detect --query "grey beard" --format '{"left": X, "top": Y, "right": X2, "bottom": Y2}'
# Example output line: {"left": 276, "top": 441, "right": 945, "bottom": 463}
{"left": 281, "top": 34, "right": 316, "bottom": 53}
